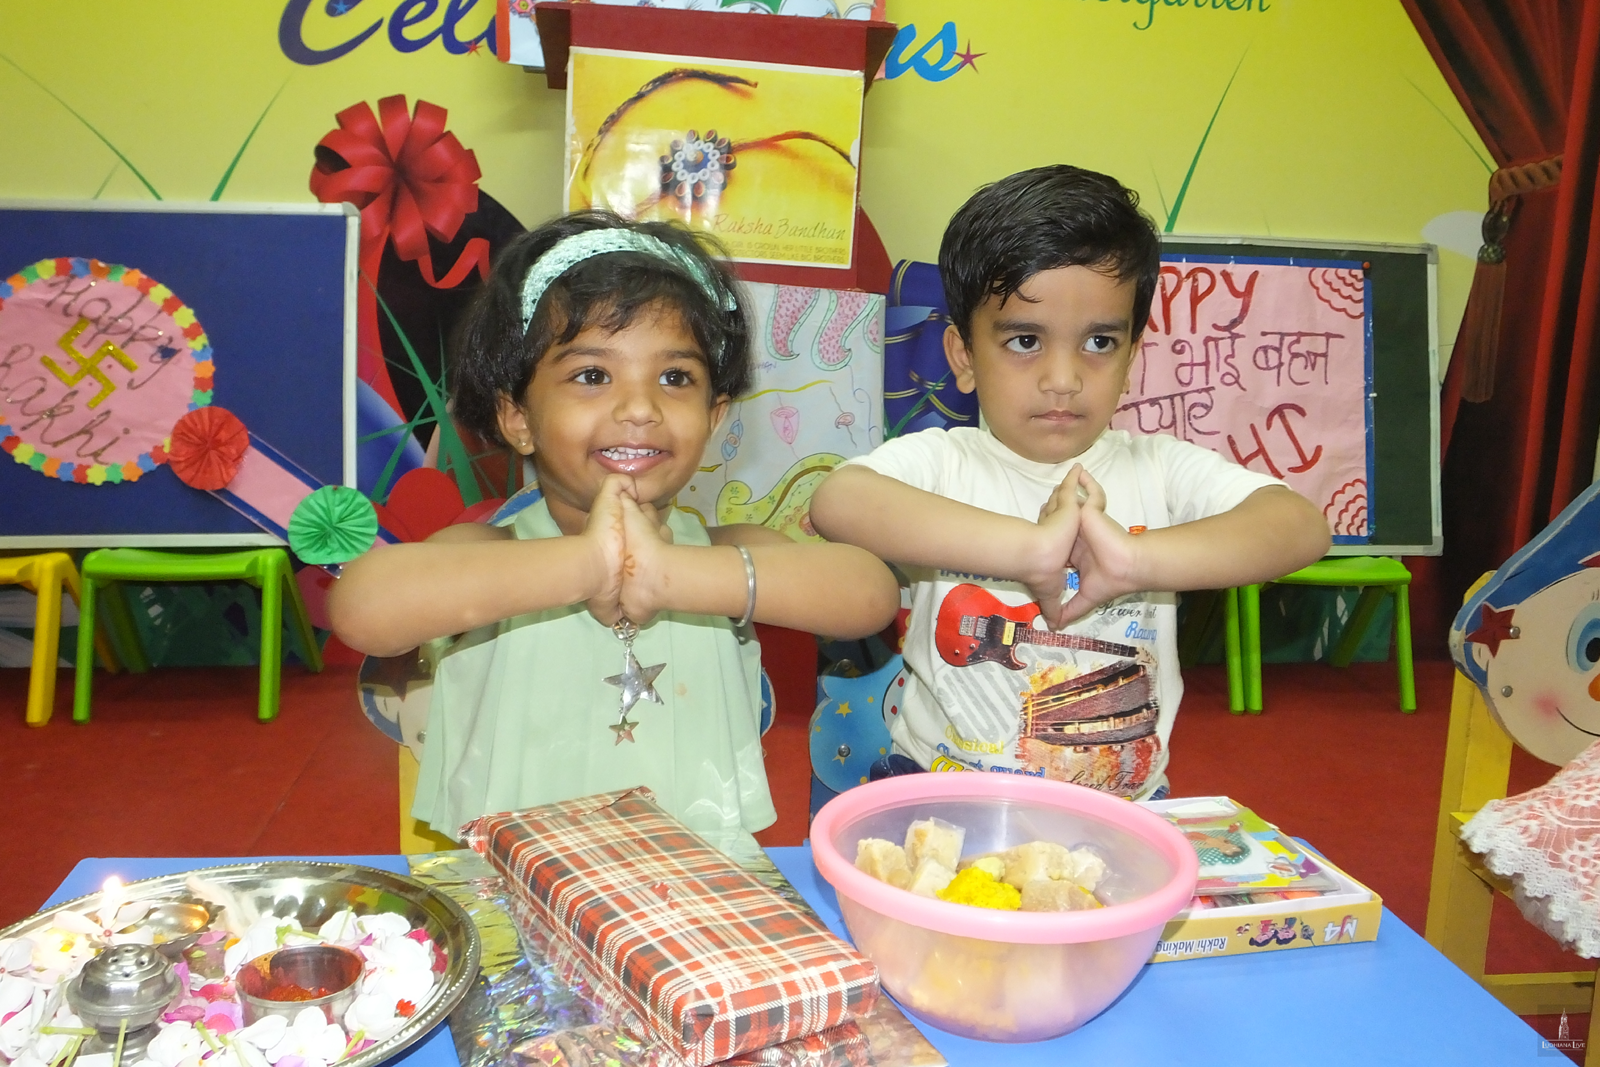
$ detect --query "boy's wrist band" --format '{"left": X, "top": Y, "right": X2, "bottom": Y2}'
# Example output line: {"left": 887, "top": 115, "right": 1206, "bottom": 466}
{"left": 734, "top": 545, "right": 757, "bottom": 628}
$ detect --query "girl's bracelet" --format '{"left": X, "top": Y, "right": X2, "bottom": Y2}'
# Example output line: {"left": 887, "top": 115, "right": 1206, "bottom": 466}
{"left": 734, "top": 545, "right": 756, "bottom": 628}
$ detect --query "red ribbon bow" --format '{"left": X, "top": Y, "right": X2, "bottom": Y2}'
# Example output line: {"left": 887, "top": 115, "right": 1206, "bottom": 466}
{"left": 311, "top": 95, "right": 488, "bottom": 279}
{"left": 309, "top": 96, "right": 492, "bottom": 413}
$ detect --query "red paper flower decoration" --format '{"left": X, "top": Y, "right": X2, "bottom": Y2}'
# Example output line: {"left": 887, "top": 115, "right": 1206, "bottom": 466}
{"left": 168, "top": 406, "right": 250, "bottom": 490}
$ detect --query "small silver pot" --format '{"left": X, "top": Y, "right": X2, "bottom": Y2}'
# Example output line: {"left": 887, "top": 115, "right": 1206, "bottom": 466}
{"left": 235, "top": 944, "right": 363, "bottom": 1026}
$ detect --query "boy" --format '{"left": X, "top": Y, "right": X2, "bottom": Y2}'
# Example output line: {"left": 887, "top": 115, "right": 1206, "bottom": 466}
{"left": 810, "top": 165, "right": 1329, "bottom": 799}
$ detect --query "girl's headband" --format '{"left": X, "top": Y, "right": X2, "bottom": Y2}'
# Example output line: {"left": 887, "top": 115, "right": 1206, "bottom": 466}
{"left": 518, "top": 228, "right": 737, "bottom": 333}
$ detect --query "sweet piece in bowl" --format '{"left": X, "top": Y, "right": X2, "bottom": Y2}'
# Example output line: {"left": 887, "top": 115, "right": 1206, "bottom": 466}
{"left": 853, "top": 838, "right": 911, "bottom": 889}
{"left": 863, "top": 830, "right": 1110, "bottom": 913}
{"left": 906, "top": 857, "right": 957, "bottom": 899}
{"left": 905, "top": 817, "right": 965, "bottom": 870}
{"left": 1019, "top": 878, "right": 1101, "bottom": 912}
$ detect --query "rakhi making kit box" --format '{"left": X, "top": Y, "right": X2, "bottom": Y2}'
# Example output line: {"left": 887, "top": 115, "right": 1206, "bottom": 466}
{"left": 1142, "top": 797, "right": 1383, "bottom": 964}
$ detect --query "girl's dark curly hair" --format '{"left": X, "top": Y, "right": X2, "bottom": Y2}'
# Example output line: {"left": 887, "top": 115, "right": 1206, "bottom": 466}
{"left": 450, "top": 210, "right": 751, "bottom": 446}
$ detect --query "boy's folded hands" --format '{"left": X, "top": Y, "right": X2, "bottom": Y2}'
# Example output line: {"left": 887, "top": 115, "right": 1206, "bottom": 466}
{"left": 1030, "top": 465, "right": 1142, "bottom": 631}
{"left": 1023, "top": 463, "right": 1088, "bottom": 631}
{"left": 1057, "top": 469, "right": 1142, "bottom": 627}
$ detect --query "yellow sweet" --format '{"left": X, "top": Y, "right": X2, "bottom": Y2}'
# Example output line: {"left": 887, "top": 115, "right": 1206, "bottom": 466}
{"left": 935, "top": 867, "right": 1023, "bottom": 911}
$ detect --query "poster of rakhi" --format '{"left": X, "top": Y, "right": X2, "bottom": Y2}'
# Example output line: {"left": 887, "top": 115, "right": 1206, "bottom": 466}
{"left": 565, "top": 47, "right": 863, "bottom": 269}
{"left": 1111, "top": 256, "right": 1374, "bottom": 543}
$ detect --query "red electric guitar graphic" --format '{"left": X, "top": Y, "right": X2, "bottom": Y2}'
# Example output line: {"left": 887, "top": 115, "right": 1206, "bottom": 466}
{"left": 935, "top": 584, "right": 1138, "bottom": 670}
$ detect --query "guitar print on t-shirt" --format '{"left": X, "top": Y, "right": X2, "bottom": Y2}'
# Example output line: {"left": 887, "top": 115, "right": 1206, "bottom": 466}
{"left": 931, "top": 583, "right": 1162, "bottom": 797}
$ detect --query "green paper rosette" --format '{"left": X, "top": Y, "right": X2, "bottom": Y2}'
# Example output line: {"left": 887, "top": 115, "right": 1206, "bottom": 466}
{"left": 288, "top": 485, "right": 379, "bottom": 565}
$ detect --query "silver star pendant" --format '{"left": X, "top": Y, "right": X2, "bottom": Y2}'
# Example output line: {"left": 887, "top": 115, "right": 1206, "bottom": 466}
{"left": 603, "top": 619, "right": 665, "bottom": 744}
{"left": 604, "top": 649, "right": 666, "bottom": 718}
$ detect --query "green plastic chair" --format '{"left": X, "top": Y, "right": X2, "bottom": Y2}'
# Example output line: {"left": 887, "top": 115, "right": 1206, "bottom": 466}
{"left": 1224, "top": 556, "right": 1415, "bottom": 715}
{"left": 73, "top": 548, "right": 323, "bottom": 723}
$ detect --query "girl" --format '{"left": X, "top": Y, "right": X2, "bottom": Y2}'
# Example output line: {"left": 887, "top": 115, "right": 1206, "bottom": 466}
{"left": 329, "top": 212, "right": 900, "bottom": 855}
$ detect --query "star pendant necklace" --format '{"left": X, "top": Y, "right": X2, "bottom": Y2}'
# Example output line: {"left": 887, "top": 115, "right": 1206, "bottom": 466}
{"left": 604, "top": 618, "right": 665, "bottom": 744}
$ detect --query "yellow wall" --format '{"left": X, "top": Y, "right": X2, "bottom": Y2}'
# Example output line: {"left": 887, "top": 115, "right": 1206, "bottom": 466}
{"left": 0, "top": 0, "right": 1486, "bottom": 369}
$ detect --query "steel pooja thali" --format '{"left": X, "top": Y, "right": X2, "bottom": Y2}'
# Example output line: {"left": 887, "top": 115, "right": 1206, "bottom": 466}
{"left": 0, "top": 861, "right": 482, "bottom": 1067}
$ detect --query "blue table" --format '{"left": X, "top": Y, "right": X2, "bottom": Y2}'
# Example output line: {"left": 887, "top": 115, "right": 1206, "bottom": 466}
{"left": 44, "top": 851, "right": 1551, "bottom": 1066}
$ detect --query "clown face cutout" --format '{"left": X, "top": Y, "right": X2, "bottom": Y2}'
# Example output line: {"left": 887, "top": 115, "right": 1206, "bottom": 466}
{"left": 1466, "top": 570, "right": 1600, "bottom": 766}
{"left": 1452, "top": 478, "right": 1600, "bottom": 768}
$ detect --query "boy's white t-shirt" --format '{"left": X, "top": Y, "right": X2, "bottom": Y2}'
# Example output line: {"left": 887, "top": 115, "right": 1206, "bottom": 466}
{"left": 842, "top": 426, "right": 1283, "bottom": 799}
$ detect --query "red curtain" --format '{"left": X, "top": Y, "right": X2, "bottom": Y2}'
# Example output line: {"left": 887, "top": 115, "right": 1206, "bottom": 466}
{"left": 1400, "top": 0, "right": 1600, "bottom": 648}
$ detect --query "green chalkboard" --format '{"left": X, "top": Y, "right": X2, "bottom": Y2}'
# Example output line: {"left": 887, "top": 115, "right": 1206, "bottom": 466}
{"left": 1161, "top": 236, "right": 1440, "bottom": 556}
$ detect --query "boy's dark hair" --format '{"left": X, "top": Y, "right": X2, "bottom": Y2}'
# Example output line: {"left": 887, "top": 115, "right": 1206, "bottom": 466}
{"left": 451, "top": 210, "right": 751, "bottom": 445}
{"left": 939, "top": 165, "right": 1161, "bottom": 341}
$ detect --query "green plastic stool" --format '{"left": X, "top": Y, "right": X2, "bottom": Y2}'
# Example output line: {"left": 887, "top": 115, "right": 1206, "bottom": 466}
{"left": 1224, "top": 556, "right": 1415, "bottom": 715}
{"left": 74, "top": 548, "right": 324, "bottom": 723}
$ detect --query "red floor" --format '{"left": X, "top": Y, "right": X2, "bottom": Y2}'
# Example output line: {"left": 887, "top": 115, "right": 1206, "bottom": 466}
{"left": 0, "top": 657, "right": 1586, "bottom": 1057}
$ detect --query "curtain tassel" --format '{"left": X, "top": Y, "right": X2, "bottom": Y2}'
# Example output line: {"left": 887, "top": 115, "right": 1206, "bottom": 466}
{"left": 1459, "top": 204, "right": 1510, "bottom": 403}
{"left": 1456, "top": 155, "right": 1564, "bottom": 404}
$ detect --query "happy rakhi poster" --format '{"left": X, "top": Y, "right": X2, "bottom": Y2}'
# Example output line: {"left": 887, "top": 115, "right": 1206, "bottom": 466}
{"left": 1111, "top": 256, "right": 1374, "bottom": 543}
{"left": 0, "top": 198, "right": 380, "bottom": 558}
{"left": 0, "top": 258, "right": 209, "bottom": 488}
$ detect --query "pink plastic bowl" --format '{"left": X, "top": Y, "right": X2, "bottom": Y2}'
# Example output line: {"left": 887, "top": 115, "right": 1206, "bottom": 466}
{"left": 811, "top": 774, "right": 1198, "bottom": 1042}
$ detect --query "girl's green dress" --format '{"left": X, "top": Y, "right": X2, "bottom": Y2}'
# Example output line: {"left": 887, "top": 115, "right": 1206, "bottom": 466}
{"left": 412, "top": 496, "right": 776, "bottom": 856}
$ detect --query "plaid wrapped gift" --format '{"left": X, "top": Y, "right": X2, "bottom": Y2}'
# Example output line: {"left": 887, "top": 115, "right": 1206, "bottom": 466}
{"left": 463, "top": 788, "right": 880, "bottom": 1066}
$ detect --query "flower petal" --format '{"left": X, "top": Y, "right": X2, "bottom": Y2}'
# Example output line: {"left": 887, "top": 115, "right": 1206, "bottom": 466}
{"left": 51, "top": 912, "right": 100, "bottom": 938}
{"left": 0, "top": 975, "right": 33, "bottom": 1016}
{"left": 0, "top": 939, "right": 33, "bottom": 973}
{"left": 236, "top": 1015, "right": 287, "bottom": 1050}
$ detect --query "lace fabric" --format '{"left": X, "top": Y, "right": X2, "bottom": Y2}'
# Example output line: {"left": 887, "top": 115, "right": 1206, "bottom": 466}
{"left": 1460, "top": 739, "right": 1600, "bottom": 958}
